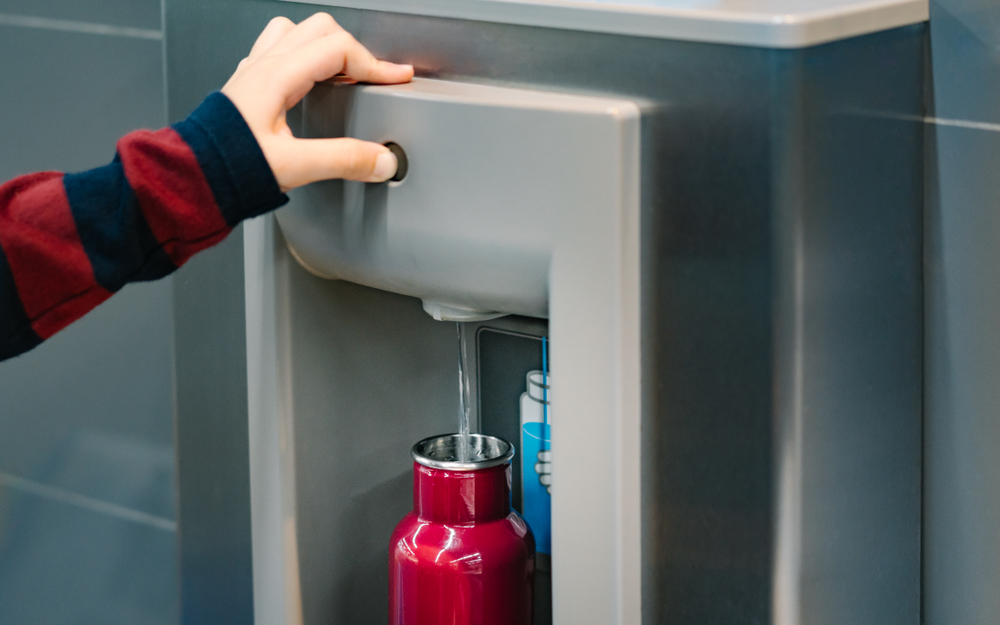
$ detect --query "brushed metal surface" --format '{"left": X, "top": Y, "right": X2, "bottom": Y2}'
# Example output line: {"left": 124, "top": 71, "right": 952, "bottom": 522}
{"left": 173, "top": 231, "right": 257, "bottom": 625}
{"left": 281, "top": 0, "right": 928, "bottom": 48}
{"left": 264, "top": 75, "right": 642, "bottom": 625}
{"left": 167, "top": 1, "right": 925, "bottom": 622}
{"left": 924, "top": 1, "right": 1000, "bottom": 623}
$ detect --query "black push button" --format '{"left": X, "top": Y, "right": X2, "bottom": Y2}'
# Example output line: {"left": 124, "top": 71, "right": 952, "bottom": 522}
{"left": 384, "top": 142, "right": 408, "bottom": 182}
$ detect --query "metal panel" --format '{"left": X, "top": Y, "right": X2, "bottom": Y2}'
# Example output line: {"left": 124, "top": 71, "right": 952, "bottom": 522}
{"left": 174, "top": 232, "right": 256, "bottom": 625}
{"left": 924, "top": 1, "right": 1000, "bottom": 623}
{"left": 770, "top": 35, "right": 924, "bottom": 625}
{"left": 246, "top": 216, "right": 461, "bottom": 624}
{"left": 167, "top": 2, "right": 925, "bottom": 622}
{"left": 253, "top": 75, "right": 642, "bottom": 625}
{"left": 282, "top": 0, "right": 927, "bottom": 49}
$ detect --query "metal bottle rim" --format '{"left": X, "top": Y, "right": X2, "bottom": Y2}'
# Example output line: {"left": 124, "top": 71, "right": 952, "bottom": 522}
{"left": 411, "top": 433, "right": 515, "bottom": 471}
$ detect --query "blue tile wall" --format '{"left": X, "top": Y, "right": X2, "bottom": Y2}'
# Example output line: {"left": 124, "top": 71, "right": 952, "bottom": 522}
{"left": 0, "top": 1, "right": 177, "bottom": 623}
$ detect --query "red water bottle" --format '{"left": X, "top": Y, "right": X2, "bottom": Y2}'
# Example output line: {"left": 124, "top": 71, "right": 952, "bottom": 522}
{"left": 389, "top": 434, "right": 535, "bottom": 625}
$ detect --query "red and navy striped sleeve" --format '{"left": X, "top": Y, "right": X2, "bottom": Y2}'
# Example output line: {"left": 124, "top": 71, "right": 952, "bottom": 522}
{"left": 0, "top": 92, "right": 288, "bottom": 361}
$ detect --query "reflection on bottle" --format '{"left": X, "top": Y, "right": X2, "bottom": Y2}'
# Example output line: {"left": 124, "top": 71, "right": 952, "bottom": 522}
{"left": 520, "top": 366, "right": 551, "bottom": 555}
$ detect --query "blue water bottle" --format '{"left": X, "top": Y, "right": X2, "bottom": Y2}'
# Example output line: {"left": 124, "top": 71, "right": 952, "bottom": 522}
{"left": 519, "top": 345, "right": 551, "bottom": 555}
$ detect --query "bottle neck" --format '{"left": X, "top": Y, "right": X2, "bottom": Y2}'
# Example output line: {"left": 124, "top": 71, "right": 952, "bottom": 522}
{"left": 413, "top": 462, "right": 511, "bottom": 525}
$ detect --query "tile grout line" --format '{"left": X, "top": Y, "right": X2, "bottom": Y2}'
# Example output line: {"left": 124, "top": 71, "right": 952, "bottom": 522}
{"left": 922, "top": 116, "right": 1000, "bottom": 133}
{"left": 0, "top": 13, "right": 162, "bottom": 40}
{"left": 842, "top": 109, "right": 1000, "bottom": 133}
{"left": 0, "top": 472, "right": 176, "bottom": 532}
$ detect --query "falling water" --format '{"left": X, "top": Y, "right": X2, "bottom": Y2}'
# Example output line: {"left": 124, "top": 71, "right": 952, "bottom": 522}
{"left": 456, "top": 322, "right": 472, "bottom": 462}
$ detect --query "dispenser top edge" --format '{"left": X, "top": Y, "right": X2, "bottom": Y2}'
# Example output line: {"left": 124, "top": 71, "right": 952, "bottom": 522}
{"left": 282, "top": 0, "right": 927, "bottom": 49}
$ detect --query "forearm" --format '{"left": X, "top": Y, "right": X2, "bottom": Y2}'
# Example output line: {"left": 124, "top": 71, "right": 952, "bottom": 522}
{"left": 0, "top": 92, "right": 288, "bottom": 361}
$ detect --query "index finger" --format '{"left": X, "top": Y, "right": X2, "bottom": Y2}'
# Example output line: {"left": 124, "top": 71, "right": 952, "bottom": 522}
{"left": 282, "top": 30, "right": 413, "bottom": 91}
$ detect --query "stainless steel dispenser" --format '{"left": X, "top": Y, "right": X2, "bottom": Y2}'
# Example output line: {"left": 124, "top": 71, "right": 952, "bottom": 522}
{"left": 251, "top": 75, "right": 642, "bottom": 624}
{"left": 166, "top": 0, "right": 929, "bottom": 623}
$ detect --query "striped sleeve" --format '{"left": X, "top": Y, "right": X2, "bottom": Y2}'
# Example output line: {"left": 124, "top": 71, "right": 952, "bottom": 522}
{"left": 0, "top": 92, "right": 288, "bottom": 361}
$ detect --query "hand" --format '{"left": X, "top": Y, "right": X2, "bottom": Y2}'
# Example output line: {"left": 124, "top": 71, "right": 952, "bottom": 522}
{"left": 222, "top": 13, "right": 414, "bottom": 191}
{"left": 535, "top": 450, "right": 552, "bottom": 495}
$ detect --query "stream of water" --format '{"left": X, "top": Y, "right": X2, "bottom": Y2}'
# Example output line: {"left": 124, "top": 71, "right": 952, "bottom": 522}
{"left": 456, "top": 322, "right": 472, "bottom": 462}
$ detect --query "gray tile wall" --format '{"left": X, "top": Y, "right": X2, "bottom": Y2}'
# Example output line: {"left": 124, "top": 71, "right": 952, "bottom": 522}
{"left": 0, "top": 1, "right": 178, "bottom": 623}
{"left": 925, "top": 1, "right": 1000, "bottom": 623}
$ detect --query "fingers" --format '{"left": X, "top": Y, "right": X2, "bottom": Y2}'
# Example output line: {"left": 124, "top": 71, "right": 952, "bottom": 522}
{"left": 247, "top": 16, "right": 295, "bottom": 61}
{"left": 272, "top": 31, "right": 412, "bottom": 110}
{"left": 342, "top": 41, "right": 415, "bottom": 85}
{"left": 281, "top": 31, "right": 413, "bottom": 92}
{"left": 227, "top": 13, "right": 415, "bottom": 190}
{"left": 270, "top": 137, "right": 398, "bottom": 188}
{"left": 267, "top": 12, "right": 345, "bottom": 57}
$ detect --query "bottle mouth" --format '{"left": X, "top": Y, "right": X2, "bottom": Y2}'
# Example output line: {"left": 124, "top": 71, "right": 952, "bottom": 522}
{"left": 411, "top": 433, "right": 515, "bottom": 471}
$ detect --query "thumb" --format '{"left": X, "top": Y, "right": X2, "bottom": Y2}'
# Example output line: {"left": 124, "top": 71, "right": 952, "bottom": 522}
{"left": 270, "top": 137, "right": 398, "bottom": 189}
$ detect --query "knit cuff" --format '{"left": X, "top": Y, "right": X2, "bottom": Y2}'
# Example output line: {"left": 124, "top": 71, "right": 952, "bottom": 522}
{"left": 172, "top": 92, "right": 289, "bottom": 226}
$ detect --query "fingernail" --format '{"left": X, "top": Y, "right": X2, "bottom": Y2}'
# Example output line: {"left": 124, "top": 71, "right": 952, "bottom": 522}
{"left": 373, "top": 150, "right": 398, "bottom": 181}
